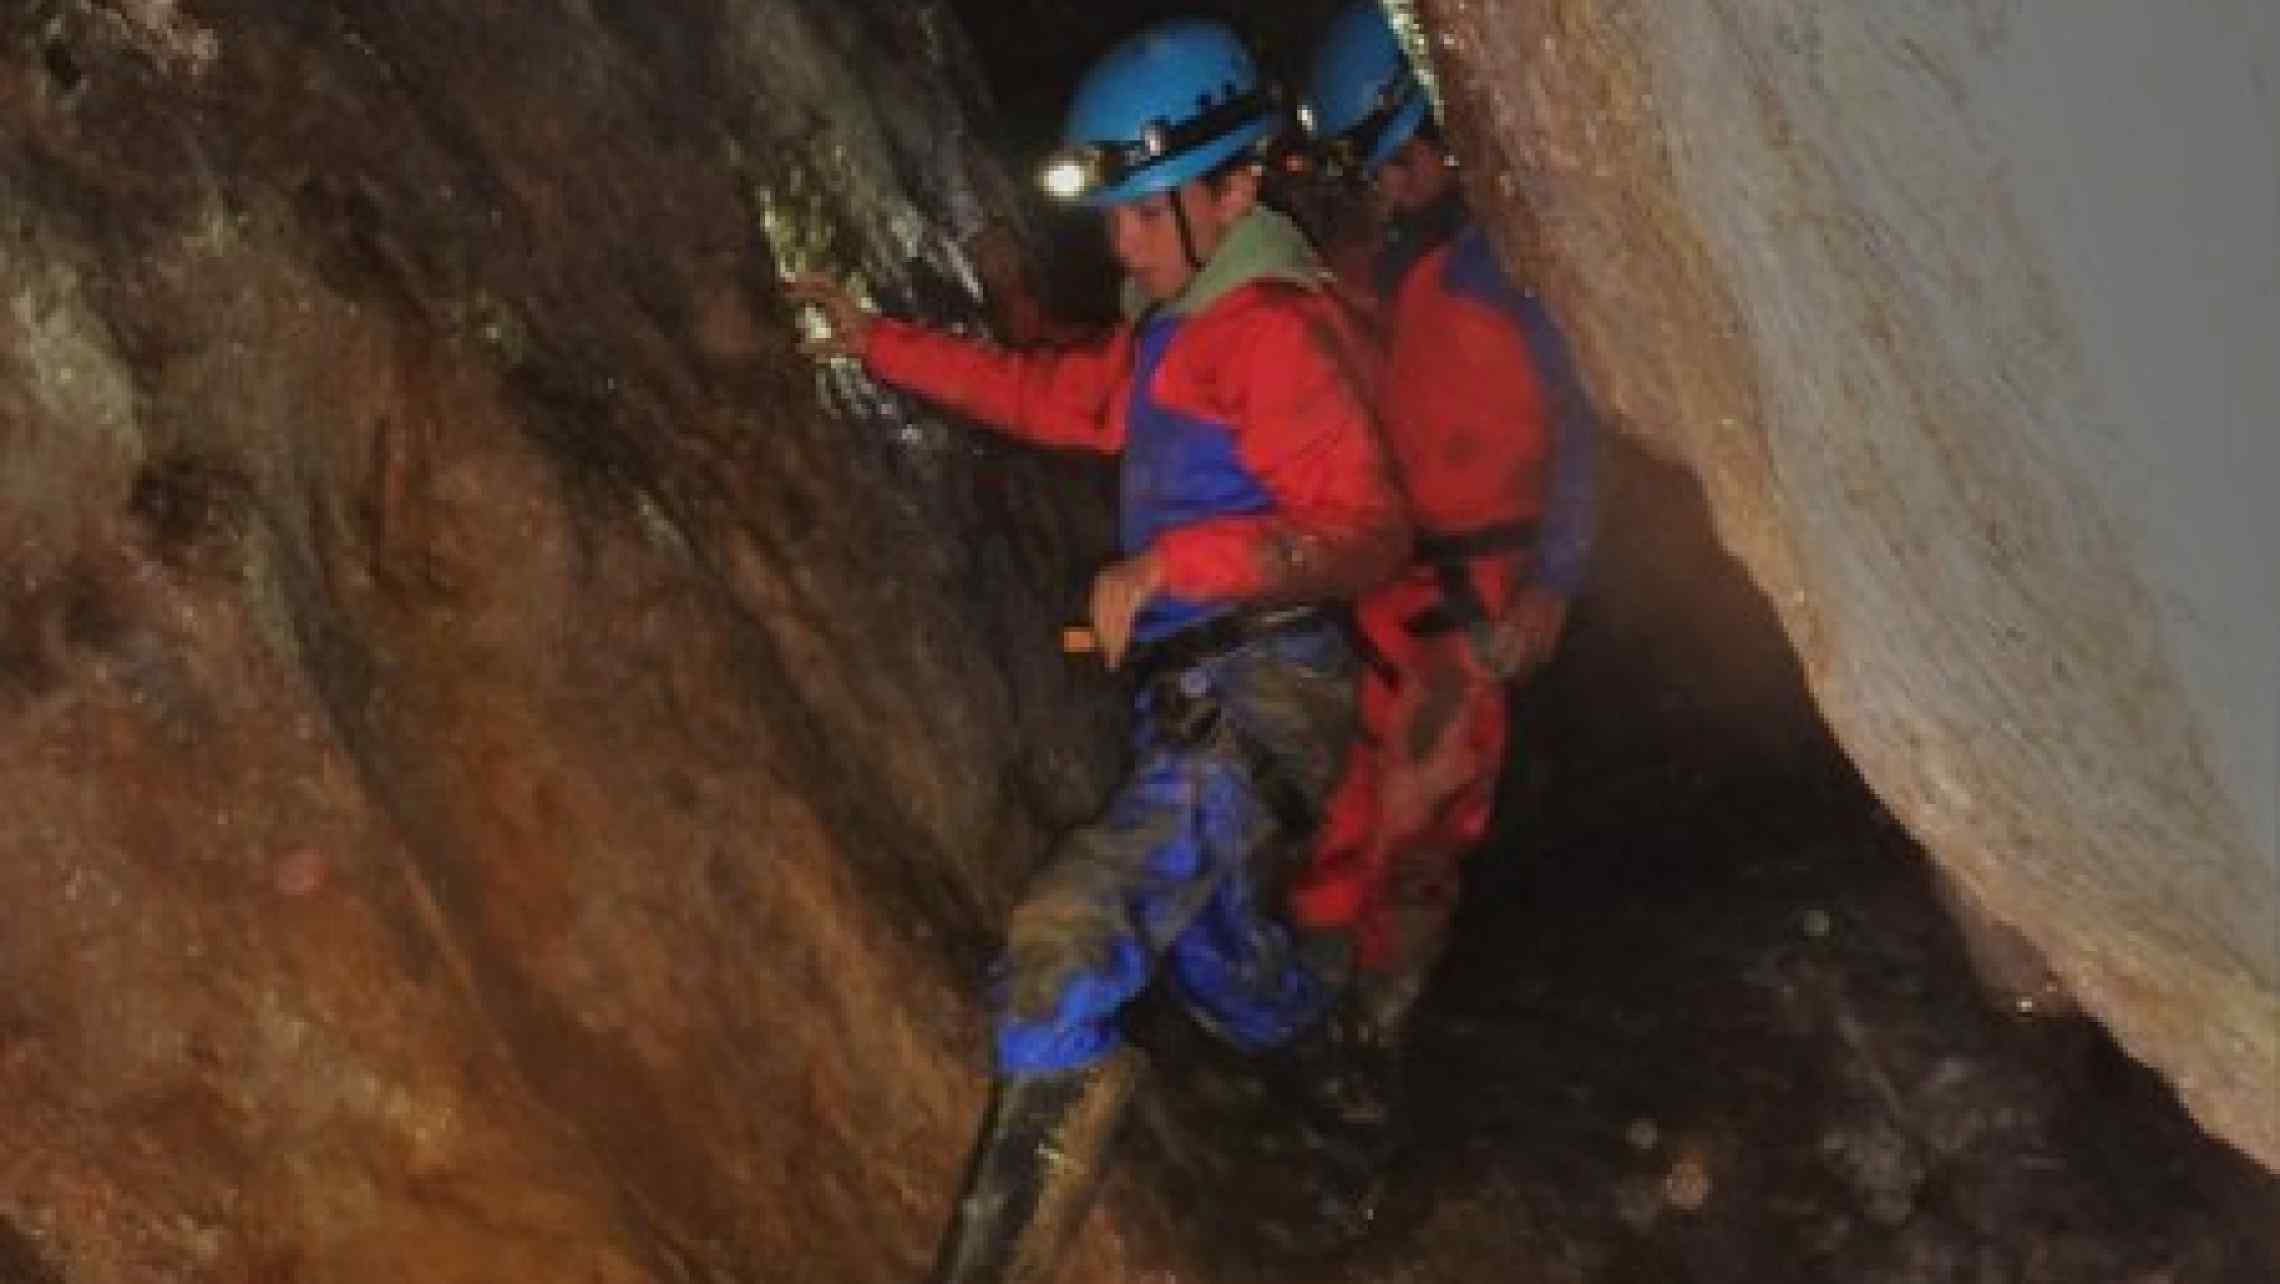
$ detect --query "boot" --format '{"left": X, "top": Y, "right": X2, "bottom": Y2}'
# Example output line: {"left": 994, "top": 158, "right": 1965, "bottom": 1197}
{"left": 929, "top": 1048, "right": 1144, "bottom": 1284}
{"left": 1258, "top": 997, "right": 1407, "bottom": 1253}
{"left": 1275, "top": 996, "right": 1400, "bottom": 1147}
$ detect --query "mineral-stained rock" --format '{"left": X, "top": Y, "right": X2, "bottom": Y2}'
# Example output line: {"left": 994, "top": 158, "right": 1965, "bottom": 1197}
{"left": 1, "top": 1, "right": 1126, "bottom": 1278}
{"left": 1414, "top": 0, "right": 2278, "bottom": 1170}
{"left": 2, "top": 0, "right": 2274, "bottom": 1279}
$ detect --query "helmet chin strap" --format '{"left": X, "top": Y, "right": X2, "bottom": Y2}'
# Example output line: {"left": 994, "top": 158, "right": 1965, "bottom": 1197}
{"left": 1172, "top": 189, "right": 1205, "bottom": 275}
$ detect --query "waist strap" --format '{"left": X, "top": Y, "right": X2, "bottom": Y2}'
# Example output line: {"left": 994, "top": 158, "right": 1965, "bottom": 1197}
{"left": 1414, "top": 520, "right": 1538, "bottom": 564}
{"left": 1127, "top": 605, "right": 1327, "bottom": 680}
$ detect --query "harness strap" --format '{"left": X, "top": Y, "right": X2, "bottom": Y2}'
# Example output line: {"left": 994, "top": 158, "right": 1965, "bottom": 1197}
{"left": 1412, "top": 520, "right": 1538, "bottom": 563}
{"left": 1331, "top": 603, "right": 1399, "bottom": 687}
{"left": 1403, "top": 520, "right": 1539, "bottom": 637}
{"left": 1129, "top": 607, "right": 1331, "bottom": 835}
{"left": 1126, "top": 605, "right": 1324, "bottom": 680}
{"left": 1229, "top": 717, "right": 1320, "bottom": 837}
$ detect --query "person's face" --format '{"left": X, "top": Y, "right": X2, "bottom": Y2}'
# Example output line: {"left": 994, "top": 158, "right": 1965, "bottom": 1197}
{"left": 1369, "top": 137, "right": 1456, "bottom": 217}
{"left": 1103, "top": 169, "right": 1259, "bottom": 302}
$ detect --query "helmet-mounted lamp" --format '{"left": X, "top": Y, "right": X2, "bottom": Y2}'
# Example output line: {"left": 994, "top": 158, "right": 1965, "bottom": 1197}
{"left": 1038, "top": 148, "right": 1100, "bottom": 202}
{"left": 1037, "top": 85, "right": 1277, "bottom": 206}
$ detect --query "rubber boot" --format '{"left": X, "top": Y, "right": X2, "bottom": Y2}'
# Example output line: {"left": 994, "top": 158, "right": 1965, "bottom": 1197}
{"left": 929, "top": 1047, "right": 1144, "bottom": 1284}
{"left": 1277, "top": 995, "right": 1400, "bottom": 1144}
{"left": 1250, "top": 996, "right": 1403, "bottom": 1254}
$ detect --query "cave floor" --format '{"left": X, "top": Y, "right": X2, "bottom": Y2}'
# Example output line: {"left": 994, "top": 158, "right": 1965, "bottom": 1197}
{"left": 1361, "top": 750, "right": 2280, "bottom": 1284}
{"left": 1135, "top": 729, "right": 2279, "bottom": 1283}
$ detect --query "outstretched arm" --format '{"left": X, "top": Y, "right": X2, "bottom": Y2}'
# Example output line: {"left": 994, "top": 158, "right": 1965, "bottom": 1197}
{"left": 788, "top": 275, "right": 1131, "bottom": 453}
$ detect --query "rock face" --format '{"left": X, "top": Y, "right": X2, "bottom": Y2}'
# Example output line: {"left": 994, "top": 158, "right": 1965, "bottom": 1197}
{"left": 1, "top": 0, "right": 2273, "bottom": 1280}
{"left": 1, "top": 1, "right": 1128, "bottom": 1278}
{"left": 1415, "top": 0, "right": 2278, "bottom": 1168}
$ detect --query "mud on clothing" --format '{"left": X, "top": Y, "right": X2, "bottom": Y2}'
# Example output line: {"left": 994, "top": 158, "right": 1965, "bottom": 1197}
{"left": 863, "top": 209, "right": 1404, "bottom": 1074}
{"left": 993, "top": 619, "right": 1357, "bottom": 1072}
{"left": 1293, "top": 193, "right": 1596, "bottom": 986}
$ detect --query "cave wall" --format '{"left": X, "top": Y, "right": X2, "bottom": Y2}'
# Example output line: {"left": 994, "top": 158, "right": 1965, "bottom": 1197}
{"left": 0, "top": 1, "right": 1139, "bottom": 1278}
{"left": 1416, "top": 0, "right": 2278, "bottom": 1167}
{"left": 3, "top": 0, "right": 2274, "bottom": 1277}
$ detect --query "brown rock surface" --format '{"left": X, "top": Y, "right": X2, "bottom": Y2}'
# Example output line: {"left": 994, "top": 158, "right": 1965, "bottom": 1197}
{"left": 2, "top": 0, "right": 2274, "bottom": 1279}
{"left": 1, "top": 1, "right": 1123, "bottom": 1277}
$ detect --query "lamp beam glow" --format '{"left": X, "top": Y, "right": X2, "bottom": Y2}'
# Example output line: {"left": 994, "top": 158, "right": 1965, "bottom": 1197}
{"left": 1039, "top": 157, "right": 1089, "bottom": 201}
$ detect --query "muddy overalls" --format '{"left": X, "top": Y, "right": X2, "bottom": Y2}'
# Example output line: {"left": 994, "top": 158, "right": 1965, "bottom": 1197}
{"left": 992, "top": 313, "right": 1358, "bottom": 1077}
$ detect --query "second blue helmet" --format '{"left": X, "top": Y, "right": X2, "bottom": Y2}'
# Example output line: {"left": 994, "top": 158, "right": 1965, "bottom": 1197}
{"left": 1304, "top": 1, "right": 1431, "bottom": 177}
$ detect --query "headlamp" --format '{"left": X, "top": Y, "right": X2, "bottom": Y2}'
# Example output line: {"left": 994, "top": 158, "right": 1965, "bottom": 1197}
{"left": 1039, "top": 149, "right": 1100, "bottom": 202}
{"left": 1036, "top": 85, "right": 1276, "bottom": 204}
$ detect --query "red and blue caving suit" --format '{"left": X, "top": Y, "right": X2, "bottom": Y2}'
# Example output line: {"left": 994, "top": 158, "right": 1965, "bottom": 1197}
{"left": 1292, "top": 193, "right": 1596, "bottom": 1012}
{"left": 863, "top": 210, "right": 1406, "bottom": 1077}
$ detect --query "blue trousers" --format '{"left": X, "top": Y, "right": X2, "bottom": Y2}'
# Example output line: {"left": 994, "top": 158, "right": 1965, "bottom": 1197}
{"left": 993, "top": 621, "right": 1358, "bottom": 1076}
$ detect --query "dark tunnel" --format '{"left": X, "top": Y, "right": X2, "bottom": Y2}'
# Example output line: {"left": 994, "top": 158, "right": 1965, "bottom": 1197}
{"left": 0, "top": 1, "right": 2272, "bottom": 1281}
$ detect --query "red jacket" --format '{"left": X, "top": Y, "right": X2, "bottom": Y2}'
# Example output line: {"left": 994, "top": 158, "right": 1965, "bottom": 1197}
{"left": 1383, "top": 244, "right": 1549, "bottom": 543}
{"left": 864, "top": 278, "right": 1405, "bottom": 608}
{"left": 1346, "top": 203, "right": 1597, "bottom": 641}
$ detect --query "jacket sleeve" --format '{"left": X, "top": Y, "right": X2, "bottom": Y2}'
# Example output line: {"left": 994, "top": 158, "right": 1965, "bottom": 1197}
{"left": 1152, "top": 298, "right": 1411, "bottom": 603}
{"left": 863, "top": 318, "right": 1130, "bottom": 454}
{"left": 1512, "top": 297, "right": 1596, "bottom": 596}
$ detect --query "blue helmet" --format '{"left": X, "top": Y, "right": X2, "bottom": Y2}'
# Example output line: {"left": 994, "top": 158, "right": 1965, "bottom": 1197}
{"left": 1304, "top": 1, "right": 1431, "bottom": 177}
{"left": 1041, "top": 18, "right": 1275, "bottom": 208}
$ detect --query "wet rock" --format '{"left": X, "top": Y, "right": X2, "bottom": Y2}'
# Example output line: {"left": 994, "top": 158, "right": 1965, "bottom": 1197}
{"left": 0, "top": 1, "right": 1118, "bottom": 1279}
{"left": 3, "top": 0, "right": 2275, "bottom": 1280}
{"left": 1659, "top": 1149, "right": 1713, "bottom": 1213}
{"left": 1819, "top": 1121, "right": 1925, "bottom": 1226}
{"left": 1387, "top": 771, "right": 2277, "bottom": 1283}
{"left": 0, "top": 1216, "right": 63, "bottom": 1284}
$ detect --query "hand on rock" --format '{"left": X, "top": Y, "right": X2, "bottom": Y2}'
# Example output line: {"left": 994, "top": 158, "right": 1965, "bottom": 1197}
{"left": 784, "top": 274, "right": 876, "bottom": 361}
